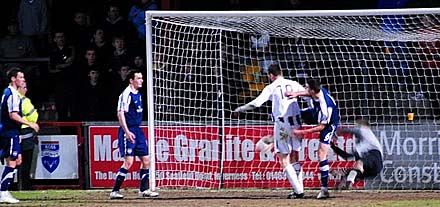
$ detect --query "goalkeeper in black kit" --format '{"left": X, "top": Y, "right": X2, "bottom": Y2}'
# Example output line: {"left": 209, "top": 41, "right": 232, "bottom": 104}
{"left": 331, "top": 119, "right": 383, "bottom": 189}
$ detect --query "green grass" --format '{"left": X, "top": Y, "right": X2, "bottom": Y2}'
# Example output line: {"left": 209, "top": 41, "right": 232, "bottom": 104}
{"left": 1, "top": 189, "right": 440, "bottom": 207}
{"left": 374, "top": 200, "right": 440, "bottom": 207}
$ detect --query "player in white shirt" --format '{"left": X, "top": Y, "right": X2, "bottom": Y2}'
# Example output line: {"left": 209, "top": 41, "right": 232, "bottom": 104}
{"left": 234, "top": 65, "right": 309, "bottom": 199}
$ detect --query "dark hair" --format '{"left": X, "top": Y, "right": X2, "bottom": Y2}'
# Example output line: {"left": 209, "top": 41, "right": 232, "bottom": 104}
{"left": 7, "top": 67, "right": 23, "bottom": 82}
{"left": 306, "top": 78, "right": 321, "bottom": 93}
{"left": 85, "top": 47, "right": 96, "bottom": 53}
{"left": 127, "top": 69, "right": 141, "bottom": 80}
{"left": 268, "top": 64, "right": 282, "bottom": 76}
{"left": 112, "top": 34, "right": 125, "bottom": 42}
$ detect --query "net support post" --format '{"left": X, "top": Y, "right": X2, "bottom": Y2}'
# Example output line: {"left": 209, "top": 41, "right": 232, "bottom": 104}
{"left": 145, "top": 11, "right": 156, "bottom": 191}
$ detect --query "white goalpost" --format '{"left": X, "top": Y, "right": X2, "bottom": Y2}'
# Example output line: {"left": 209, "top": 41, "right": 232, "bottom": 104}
{"left": 145, "top": 8, "right": 440, "bottom": 191}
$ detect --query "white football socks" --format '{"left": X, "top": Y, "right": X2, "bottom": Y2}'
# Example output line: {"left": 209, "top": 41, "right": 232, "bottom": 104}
{"left": 284, "top": 164, "right": 303, "bottom": 194}
{"left": 347, "top": 170, "right": 358, "bottom": 184}
{"left": 292, "top": 162, "right": 304, "bottom": 192}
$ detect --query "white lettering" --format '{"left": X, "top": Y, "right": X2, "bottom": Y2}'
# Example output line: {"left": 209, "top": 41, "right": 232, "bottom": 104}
{"left": 173, "top": 135, "right": 221, "bottom": 162}
{"left": 402, "top": 137, "right": 416, "bottom": 156}
{"left": 94, "top": 135, "right": 112, "bottom": 161}
{"left": 156, "top": 140, "right": 169, "bottom": 161}
{"left": 381, "top": 161, "right": 440, "bottom": 184}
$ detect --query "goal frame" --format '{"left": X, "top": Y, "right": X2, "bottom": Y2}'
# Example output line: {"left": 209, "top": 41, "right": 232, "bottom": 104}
{"left": 145, "top": 8, "right": 440, "bottom": 191}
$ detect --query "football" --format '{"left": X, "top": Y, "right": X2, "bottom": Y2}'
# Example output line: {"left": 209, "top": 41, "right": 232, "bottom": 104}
{"left": 255, "top": 135, "right": 274, "bottom": 152}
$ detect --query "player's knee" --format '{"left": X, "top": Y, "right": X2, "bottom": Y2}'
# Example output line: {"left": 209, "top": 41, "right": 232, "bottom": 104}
{"left": 141, "top": 159, "right": 150, "bottom": 168}
{"left": 317, "top": 148, "right": 329, "bottom": 161}
{"left": 277, "top": 154, "right": 290, "bottom": 168}
{"left": 290, "top": 153, "right": 298, "bottom": 163}
{"left": 122, "top": 159, "right": 134, "bottom": 169}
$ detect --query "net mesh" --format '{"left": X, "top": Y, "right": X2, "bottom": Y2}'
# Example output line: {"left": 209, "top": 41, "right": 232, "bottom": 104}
{"left": 148, "top": 10, "right": 440, "bottom": 190}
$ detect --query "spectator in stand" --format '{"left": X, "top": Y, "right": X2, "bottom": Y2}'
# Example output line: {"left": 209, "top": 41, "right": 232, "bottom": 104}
{"left": 109, "top": 35, "right": 133, "bottom": 74}
{"left": 77, "top": 67, "right": 106, "bottom": 121}
{"left": 0, "top": 19, "right": 35, "bottom": 86}
{"left": 89, "top": 28, "right": 113, "bottom": 68}
{"left": 150, "top": 54, "right": 168, "bottom": 114}
{"left": 100, "top": 4, "right": 135, "bottom": 42}
{"left": 17, "top": 0, "right": 48, "bottom": 56}
{"left": 49, "top": 31, "right": 76, "bottom": 121}
{"left": 66, "top": 11, "right": 94, "bottom": 58}
{"left": 416, "top": 15, "right": 440, "bottom": 118}
{"left": 112, "top": 65, "right": 130, "bottom": 94}
{"left": 0, "top": 19, "right": 34, "bottom": 59}
{"left": 132, "top": 55, "right": 146, "bottom": 71}
{"left": 128, "top": 0, "right": 159, "bottom": 40}
{"left": 176, "top": 64, "right": 198, "bottom": 119}
{"left": 76, "top": 48, "right": 105, "bottom": 81}
{"left": 108, "top": 65, "right": 130, "bottom": 120}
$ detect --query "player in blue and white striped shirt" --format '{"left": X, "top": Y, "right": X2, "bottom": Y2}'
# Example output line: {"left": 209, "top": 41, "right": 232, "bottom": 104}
{"left": 110, "top": 70, "right": 159, "bottom": 199}
{"left": 286, "top": 78, "right": 340, "bottom": 199}
{"left": 0, "top": 68, "right": 39, "bottom": 204}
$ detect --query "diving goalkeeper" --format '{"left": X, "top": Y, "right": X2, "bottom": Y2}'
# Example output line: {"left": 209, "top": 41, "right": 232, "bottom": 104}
{"left": 331, "top": 119, "right": 383, "bottom": 189}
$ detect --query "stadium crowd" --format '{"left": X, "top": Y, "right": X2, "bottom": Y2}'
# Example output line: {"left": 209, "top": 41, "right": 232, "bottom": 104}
{"left": 0, "top": 0, "right": 439, "bottom": 123}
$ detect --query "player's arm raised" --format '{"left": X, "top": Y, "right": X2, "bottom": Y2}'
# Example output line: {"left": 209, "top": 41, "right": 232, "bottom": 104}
{"left": 233, "top": 86, "right": 272, "bottom": 115}
{"left": 285, "top": 90, "right": 310, "bottom": 99}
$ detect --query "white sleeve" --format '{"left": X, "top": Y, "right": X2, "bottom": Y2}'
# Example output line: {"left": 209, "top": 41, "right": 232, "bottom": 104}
{"left": 7, "top": 92, "right": 20, "bottom": 113}
{"left": 294, "top": 81, "right": 306, "bottom": 92}
{"left": 318, "top": 97, "right": 330, "bottom": 124}
{"left": 248, "top": 86, "right": 272, "bottom": 108}
{"left": 117, "top": 92, "right": 131, "bottom": 112}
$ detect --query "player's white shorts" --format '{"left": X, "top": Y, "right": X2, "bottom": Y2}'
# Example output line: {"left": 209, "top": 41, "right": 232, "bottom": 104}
{"left": 273, "top": 119, "right": 302, "bottom": 154}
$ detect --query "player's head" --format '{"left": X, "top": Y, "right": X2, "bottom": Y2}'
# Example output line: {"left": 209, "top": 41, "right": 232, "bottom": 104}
{"left": 306, "top": 78, "right": 321, "bottom": 97}
{"left": 7, "top": 67, "right": 25, "bottom": 88}
{"left": 268, "top": 64, "right": 282, "bottom": 81}
{"left": 128, "top": 69, "right": 143, "bottom": 89}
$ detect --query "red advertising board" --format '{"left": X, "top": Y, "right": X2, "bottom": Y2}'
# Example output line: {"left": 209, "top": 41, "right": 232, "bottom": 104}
{"left": 88, "top": 125, "right": 362, "bottom": 188}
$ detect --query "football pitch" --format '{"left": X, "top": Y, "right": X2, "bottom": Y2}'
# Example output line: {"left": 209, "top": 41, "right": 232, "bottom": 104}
{"left": 1, "top": 189, "right": 440, "bottom": 207}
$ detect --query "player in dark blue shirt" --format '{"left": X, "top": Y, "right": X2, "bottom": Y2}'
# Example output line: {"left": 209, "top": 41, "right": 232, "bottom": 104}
{"left": 0, "top": 68, "right": 39, "bottom": 204}
{"left": 109, "top": 70, "right": 159, "bottom": 199}
{"left": 286, "top": 78, "right": 340, "bottom": 199}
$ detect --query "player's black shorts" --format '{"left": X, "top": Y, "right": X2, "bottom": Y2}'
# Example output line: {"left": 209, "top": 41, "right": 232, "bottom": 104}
{"left": 359, "top": 149, "right": 383, "bottom": 178}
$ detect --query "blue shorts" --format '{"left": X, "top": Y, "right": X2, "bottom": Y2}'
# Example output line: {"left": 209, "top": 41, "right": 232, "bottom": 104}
{"left": 319, "top": 125, "right": 337, "bottom": 145}
{"left": 118, "top": 127, "right": 148, "bottom": 157}
{"left": 0, "top": 130, "right": 21, "bottom": 160}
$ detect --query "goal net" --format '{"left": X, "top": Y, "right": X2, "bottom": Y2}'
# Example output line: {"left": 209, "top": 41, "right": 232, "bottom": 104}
{"left": 145, "top": 9, "right": 440, "bottom": 190}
